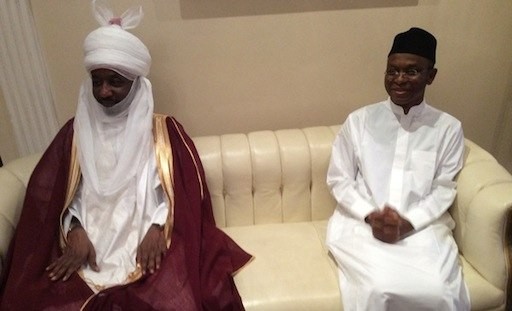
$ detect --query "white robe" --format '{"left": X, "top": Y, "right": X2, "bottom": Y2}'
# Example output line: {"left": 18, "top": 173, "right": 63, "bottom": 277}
{"left": 65, "top": 153, "right": 167, "bottom": 292}
{"left": 65, "top": 72, "right": 167, "bottom": 291}
{"left": 326, "top": 99, "right": 470, "bottom": 311}
{"left": 64, "top": 133, "right": 168, "bottom": 292}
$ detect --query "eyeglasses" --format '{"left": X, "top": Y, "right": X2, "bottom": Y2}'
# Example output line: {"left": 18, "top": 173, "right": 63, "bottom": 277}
{"left": 385, "top": 68, "right": 428, "bottom": 79}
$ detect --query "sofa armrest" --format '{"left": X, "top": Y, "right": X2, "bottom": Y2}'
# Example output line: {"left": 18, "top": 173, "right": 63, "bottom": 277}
{"left": 0, "top": 154, "right": 42, "bottom": 277}
{"left": 0, "top": 169, "right": 26, "bottom": 276}
{"left": 450, "top": 139, "right": 512, "bottom": 308}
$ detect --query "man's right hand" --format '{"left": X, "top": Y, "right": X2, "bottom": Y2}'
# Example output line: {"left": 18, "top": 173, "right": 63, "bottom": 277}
{"left": 46, "top": 227, "right": 99, "bottom": 281}
{"left": 365, "top": 206, "right": 402, "bottom": 244}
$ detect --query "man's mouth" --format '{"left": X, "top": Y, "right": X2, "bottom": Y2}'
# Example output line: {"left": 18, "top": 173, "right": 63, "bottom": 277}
{"left": 99, "top": 99, "right": 116, "bottom": 107}
{"left": 392, "top": 89, "right": 409, "bottom": 96}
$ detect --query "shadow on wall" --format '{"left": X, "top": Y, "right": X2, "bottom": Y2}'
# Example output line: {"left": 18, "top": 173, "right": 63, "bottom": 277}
{"left": 176, "top": 0, "right": 419, "bottom": 19}
{"left": 492, "top": 62, "right": 512, "bottom": 174}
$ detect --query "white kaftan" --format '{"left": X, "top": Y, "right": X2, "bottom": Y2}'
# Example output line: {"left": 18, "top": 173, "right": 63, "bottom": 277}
{"left": 65, "top": 154, "right": 168, "bottom": 292}
{"left": 326, "top": 99, "right": 470, "bottom": 311}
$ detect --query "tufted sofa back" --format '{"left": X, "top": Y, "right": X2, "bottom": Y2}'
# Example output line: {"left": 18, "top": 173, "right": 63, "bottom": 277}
{"left": 192, "top": 126, "right": 340, "bottom": 228}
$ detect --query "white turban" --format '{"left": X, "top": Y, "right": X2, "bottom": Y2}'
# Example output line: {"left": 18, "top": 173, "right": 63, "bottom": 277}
{"left": 84, "top": 26, "right": 151, "bottom": 78}
{"left": 83, "top": 0, "right": 151, "bottom": 78}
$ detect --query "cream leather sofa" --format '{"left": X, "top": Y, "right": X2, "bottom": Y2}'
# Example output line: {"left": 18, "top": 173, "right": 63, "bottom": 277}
{"left": 1, "top": 125, "right": 511, "bottom": 310}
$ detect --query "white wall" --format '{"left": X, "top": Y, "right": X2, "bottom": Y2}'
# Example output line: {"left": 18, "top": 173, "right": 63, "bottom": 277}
{"left": 1, "top": 0, "right": 511, "bottom": 171}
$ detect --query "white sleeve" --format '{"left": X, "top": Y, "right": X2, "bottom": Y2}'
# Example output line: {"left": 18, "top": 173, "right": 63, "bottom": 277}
{"left": 63, "top": 181, "right": 84, "bottom": 232}
{"left": 404, "top": 123, "right": 464, "bottom": 230}
{"left": 327, "top": 119, "right": 378, "bottom": 221}
{"left": 150, "top": 182, "right": 168, "bottom": 226}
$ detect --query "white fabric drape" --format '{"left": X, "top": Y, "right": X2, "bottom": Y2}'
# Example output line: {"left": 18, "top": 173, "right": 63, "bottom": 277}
{"left": 0, "top": 0, "right": 59, "bottom": 156}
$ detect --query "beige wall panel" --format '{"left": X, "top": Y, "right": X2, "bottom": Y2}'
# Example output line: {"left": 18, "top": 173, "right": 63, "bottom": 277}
{"left": 25, "top": 0, "right": 512, "bottom": 170}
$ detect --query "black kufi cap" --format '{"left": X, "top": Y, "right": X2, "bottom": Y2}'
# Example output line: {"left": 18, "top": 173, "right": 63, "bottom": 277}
{"left": 388, "top": 27, "right": 437, "bottom": 64}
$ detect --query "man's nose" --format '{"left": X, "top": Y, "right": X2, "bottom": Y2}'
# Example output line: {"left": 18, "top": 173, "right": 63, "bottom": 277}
{"left": 99, "top": 83, "right": 113, "bottom": 97}
{"left": 393, "top": 73, "right": 408, "bottom": 84}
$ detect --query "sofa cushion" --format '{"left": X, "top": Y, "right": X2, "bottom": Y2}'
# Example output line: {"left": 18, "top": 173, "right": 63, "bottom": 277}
{"left": 224, "top": 219, "right": 506, "bottom": 311}
{"left": 223, "top": 221, "right": 342, "bottom": 311}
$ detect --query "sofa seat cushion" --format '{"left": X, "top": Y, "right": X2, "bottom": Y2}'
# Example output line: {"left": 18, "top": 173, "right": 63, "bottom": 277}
{"left": 461, "top": 257, "right": 505, "bottom": 310}
{"left": 223, "top": 220, "right": 505, "bottom": 311}
{"left": 223, "top": 221, "right": 342, "bottom": 311}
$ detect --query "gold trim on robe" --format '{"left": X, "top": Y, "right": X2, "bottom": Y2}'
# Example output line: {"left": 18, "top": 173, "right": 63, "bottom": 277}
{"left": 59, "top": 134, "right": 81, "bottom": 249}
{"left": 152, "top": 114, "right": 176, "bottom": 248}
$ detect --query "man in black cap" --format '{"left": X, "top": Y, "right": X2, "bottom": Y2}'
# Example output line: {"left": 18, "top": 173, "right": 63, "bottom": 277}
{"left": 325, "top": 27, "right": 470, "bottom": 310}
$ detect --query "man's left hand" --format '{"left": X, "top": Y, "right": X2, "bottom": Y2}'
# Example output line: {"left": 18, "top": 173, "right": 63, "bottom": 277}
{"left": 136, "top": 224, "right": 167, "bottom": 275}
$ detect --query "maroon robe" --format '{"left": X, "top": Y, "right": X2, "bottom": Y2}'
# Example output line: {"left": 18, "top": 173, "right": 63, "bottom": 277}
{"left": 0, "top": 117, "right": 251, "bottom": 310}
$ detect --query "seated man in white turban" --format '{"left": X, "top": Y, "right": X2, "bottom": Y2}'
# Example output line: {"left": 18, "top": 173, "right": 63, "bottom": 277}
{"left": 0, "top": 1, "right": 251, "bottom": 310}
{"left": 326, "top": 27, "right": 470, "bottom": 310}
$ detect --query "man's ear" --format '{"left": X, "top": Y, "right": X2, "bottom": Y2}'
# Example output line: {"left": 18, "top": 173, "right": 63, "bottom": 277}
{"left": 427, "top": 68, "right": 438, "bottom": 85}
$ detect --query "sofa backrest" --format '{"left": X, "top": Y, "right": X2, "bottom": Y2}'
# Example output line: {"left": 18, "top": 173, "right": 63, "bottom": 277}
{"left": 193, "top": 126, "right": 341, "bottom": 228}
{"left": 2, "top": 126, "right": 507, "bottom": 233}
